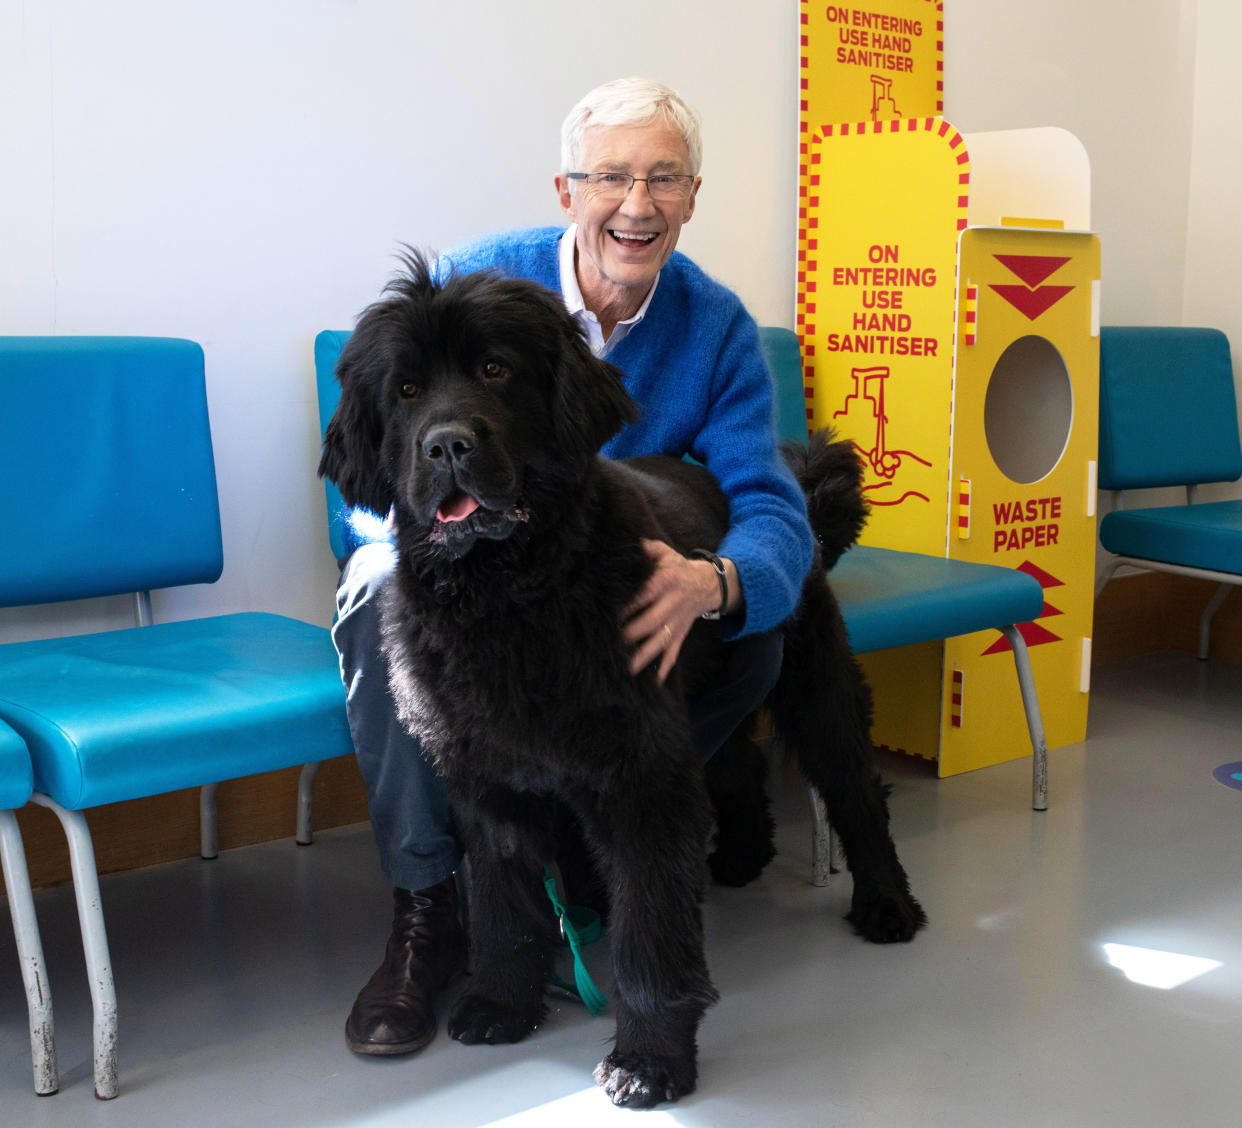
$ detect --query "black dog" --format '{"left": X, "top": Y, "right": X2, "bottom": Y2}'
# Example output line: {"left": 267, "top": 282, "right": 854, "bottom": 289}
{"left": 320, "top": 253, "right": 924, "bottom": 1108}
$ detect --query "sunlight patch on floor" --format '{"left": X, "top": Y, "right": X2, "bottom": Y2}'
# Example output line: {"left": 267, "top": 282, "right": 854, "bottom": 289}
{"left": 1102, "top": 943, "right": 1223, "bottom": 990}
{"left": 478, "top": 1084, "right": 685, "bottom": 1125}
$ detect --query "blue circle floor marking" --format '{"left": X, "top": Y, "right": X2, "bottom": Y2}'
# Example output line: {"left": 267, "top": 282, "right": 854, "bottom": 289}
{"left": 1211, "top": 762, "right": 1242, "bottom": 791}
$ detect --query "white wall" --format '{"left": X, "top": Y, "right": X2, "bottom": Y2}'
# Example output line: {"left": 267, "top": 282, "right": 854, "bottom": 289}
{"left": 1182, "top": 0, "right": 1242, "bottom": 505}
{"left": 0, "top": 0, "right": 1231, "bottom": 641}
{"left": 944, "top": 0, "right": 1199, "bottom": 324}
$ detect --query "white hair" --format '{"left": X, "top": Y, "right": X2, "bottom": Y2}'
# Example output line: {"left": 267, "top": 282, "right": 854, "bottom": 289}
{"left": 560, "top": 77, "right": 703, "bottom": 176}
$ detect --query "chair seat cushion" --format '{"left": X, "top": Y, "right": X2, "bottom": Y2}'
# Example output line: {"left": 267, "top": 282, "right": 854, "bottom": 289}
{"left": 0, "top": 721, "right": 32, "bottom": 810}
{"left": 831, "top": 545, "right": 1047, "bottom": 654}
{"left": 0, "top": 613, "right": 350, "bottom": 810}
{"left": 1100, "top": 500, "right": 1242, "bottom": 574}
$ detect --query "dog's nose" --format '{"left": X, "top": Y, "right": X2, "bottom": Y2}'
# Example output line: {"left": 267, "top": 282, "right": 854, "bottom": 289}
{"left": 422, "top": 421, "right": 476, "bottom": 465}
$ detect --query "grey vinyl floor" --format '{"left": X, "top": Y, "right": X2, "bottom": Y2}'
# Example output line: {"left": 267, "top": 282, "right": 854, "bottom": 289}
{"left": 1, "top": 651, "right": 1239, "bottom": 1127}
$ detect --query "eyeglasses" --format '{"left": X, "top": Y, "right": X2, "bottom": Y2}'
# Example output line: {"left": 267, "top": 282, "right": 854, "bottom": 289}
{"left": 567, "top": 171, "right": 697, "bottom": 201}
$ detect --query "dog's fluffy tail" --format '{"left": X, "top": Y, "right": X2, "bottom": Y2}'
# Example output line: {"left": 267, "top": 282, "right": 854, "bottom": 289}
{"left": 780, "top": 430, "right": 868, "bottom": 570}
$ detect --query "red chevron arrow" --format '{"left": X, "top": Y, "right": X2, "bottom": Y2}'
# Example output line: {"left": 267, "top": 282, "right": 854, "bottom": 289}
{"left": 990, "top": 284, "right": 1074, "bottom": 320}
{"left": 1017, "top": 560, "right": 1064, "bottom": 587}
{"left": 981, "top": 559, "right": 1067, "bottom": 654}
{"left": 994, "top": 254, "right": 1070, "bottom": 287}
{"left": 982, "top": 618, "right": 1063, "bottom": 654}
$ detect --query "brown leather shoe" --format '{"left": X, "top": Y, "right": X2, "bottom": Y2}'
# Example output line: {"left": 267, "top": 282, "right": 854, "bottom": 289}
{"left": 345, "top": 880, "right": 466, "bottom": 1055}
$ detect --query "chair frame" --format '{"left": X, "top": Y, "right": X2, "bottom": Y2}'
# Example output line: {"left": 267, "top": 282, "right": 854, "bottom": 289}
{"left": 1, "top": 802, "right": 58, "bottom": 1095}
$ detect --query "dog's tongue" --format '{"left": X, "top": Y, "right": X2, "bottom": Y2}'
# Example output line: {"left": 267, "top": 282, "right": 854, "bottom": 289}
{"left": 436, "top": 492, "right": 480, "bottom": 523}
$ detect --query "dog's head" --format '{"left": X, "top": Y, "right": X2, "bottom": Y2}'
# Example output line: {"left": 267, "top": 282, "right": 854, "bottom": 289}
{"left": 319, "top": 249, "right": 639, "bottom": 558}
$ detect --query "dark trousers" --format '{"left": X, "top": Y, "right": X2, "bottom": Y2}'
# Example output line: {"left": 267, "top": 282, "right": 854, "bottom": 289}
{"left": 332, "top": 541, "right": 782, "bottom": 892}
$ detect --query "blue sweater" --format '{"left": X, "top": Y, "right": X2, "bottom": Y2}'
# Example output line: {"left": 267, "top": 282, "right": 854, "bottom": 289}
{"left": 434, "top": 226, "right": 813, "bottom": 637}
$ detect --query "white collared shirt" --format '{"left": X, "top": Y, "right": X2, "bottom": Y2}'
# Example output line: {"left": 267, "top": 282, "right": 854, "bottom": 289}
{"left": 557, "top": 225, "right": 659, "bottom": 359}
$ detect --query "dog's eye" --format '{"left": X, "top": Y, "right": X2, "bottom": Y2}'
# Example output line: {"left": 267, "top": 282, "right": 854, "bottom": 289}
{"left": 482, "top": 361, "right": 507, "bottom": 382}
{"left": 399, "top": 382, "right": 420, "bottom": 400}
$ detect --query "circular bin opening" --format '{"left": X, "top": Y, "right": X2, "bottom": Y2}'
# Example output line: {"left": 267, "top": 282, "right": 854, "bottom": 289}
{"left": 984, "top": 335, "right": 1073, "bottom": 484}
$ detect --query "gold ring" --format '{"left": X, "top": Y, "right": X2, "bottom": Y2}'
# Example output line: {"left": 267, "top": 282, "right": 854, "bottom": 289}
{"left": 662, "top": 624, "right": 673, "bottom": 643}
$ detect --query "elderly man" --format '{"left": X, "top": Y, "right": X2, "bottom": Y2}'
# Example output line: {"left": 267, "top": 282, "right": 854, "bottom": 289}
{"left": 333, "top": 76, "right": 813, "bottom": 1057}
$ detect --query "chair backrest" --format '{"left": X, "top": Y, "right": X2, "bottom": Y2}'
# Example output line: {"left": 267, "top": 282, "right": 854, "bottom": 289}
{"left": 1097, "top": 326, "right": 1242, "bottom": 491}
{"left": 314, "top": 330, "right": 352, "bottom": 561}
{"left": 758, "top": 326, "right": 811, "bottom": 444}
{"left": 0, "top": 337, "right": 223, "bottom": 607}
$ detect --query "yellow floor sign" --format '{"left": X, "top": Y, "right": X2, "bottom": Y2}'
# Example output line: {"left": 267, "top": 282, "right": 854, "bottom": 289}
{"left": 941, "top": 227, "right": 1099, "bottom": 774}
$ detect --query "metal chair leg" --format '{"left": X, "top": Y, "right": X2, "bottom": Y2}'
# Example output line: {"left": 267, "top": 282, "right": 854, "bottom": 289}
{"left": 0, "top": 810, "right": 58, "bottom": 1095}
{"left": 296, "top": 762, "right": 321, "bottom": 846}
{"left": 1094, "top": 555, "right": 1121, "bottom": 598}
{"left": 29, "top": 794, "right": 118, "bottom": 1100}
{"left": 808, "top": 788, "right": 844, "bottom": 887}
{"left": 809, "top": 787, "right": 830, "bottom": 887}
{"left": 199, "top": 783, "right": 219, "bottom": 860}
{"left": 1000, "top": 625, "right": 1050, "bottom": 812}
{"left": 1198, "top": 582, "right": 1232, "bottom": 660}
{"left": 203, "top": 762, "right": 320, "bottom": 856}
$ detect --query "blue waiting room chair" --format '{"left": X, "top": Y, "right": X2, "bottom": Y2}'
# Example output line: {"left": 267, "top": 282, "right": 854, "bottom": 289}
{"left": 1095, "top": 327, "right": 1242, "bottom": 658}
{"left": 315, "top": 326, "right": 1049, "bottom": 893}
{"left": 0, "top": 337, "right": 353, "bottom": 1098}
{"left": 0, "top": 722, "right": 57, "bottom": 1095}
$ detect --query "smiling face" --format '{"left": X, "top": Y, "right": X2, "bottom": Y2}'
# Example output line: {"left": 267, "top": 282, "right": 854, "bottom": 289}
{"left": 555, "top": 120, "right": 699, "bottom": 326}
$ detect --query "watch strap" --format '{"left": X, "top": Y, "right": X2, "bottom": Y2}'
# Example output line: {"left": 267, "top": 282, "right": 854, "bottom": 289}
{"left": 689, "top": 549, "right": 728, "bottom": 620}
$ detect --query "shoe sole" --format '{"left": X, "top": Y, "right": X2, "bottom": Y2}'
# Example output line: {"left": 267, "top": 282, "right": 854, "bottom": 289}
{"left": 345, "top": 1019, "right": 437, "bottom": 1057}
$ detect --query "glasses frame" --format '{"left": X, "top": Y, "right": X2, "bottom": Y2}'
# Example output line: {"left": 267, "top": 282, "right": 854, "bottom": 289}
{"left": 566, "top": 171, "right": 698, "bottom": 201}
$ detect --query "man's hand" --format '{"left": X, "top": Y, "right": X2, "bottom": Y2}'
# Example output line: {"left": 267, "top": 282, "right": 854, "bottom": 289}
{"left": 621, "top": 539, "right": 737, "bottom": 683}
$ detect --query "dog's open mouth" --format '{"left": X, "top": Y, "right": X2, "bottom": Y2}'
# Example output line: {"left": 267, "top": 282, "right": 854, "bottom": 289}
{"left": 436, "top": 491, "right": 481, "bottom": 523}
{"left": 428, "top": 490, "right": 531, "bottom": 551}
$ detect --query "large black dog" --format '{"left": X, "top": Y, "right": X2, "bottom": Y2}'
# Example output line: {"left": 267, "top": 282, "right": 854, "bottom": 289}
{"left": 320, "top": 253, "right": 924, "bottom": 1108}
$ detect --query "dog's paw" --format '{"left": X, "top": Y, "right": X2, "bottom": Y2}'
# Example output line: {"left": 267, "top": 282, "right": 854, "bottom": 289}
{"left": 594, "top": 1050, "right": 695, "bottom": 1109}
{"left": 846, "top": 885, "right": 927, "bottom": 943}
{"left": 447, "top": 993, "right": 543, "bottom": 1045}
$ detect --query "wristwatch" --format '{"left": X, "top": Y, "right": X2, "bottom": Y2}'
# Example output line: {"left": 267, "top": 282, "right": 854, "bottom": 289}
{"left": 689, "top": 549, "right": 728, "bottom": 620}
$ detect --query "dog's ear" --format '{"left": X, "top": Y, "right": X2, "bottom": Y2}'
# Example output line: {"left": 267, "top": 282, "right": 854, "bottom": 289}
{"left": 320, "top": 248, "right": 445, "bottom": 515}
{"left": 552, "top": 326, "right": 640, "bottom": 459}
{"left": 318, "top": 320, "right": 395, "bottom": 517}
